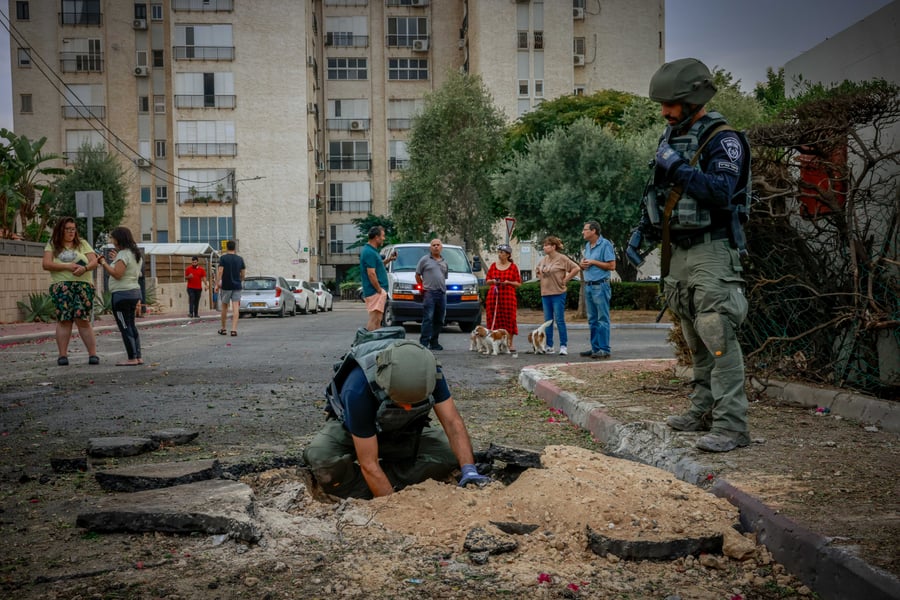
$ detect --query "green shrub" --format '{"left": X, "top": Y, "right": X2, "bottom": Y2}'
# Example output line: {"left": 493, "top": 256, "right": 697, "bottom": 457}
{"left": 478, "top": 280, "right": 662, "bottom": 311}
{"left": 16, "top": 292, "right": 57, "bottom": 323}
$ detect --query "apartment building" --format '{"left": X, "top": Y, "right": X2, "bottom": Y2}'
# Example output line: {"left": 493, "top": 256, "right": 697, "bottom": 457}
{"left": 8, "top": 0, "right": 663, "bottom": 282}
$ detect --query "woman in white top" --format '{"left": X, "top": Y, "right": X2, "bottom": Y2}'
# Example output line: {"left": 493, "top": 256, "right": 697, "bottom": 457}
{"left": 98, "top": 227, "right": 144, "bottom": 366}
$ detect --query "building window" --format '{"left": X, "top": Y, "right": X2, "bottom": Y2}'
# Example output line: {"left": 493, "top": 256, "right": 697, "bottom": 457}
{"left": 153, "top": 94, "right": 166, "bottom": 113}
{"left": 175, "top": 121, "right": 237, "bottom": 156}
{"left": 141, "top": 187, "right": 151, "bottom": 203}
{"left": 176, "top": 168, "right": 233, "bottom": 203}
{"left": 155, "top": 186, "right": 168, "bottom": 203}
{"left": 136, "top": 50, "right": 148, "bottom": 67}
{"left": 61, "top": 0, "right": 101, "bottom": 25}
{"left": 20, "top": 94, "right": 33, "bottom": 113}
{"left": 138, "top": 96, "right": 149, "bottom": 113}
{"left": 518, "top": 80, "right": 528, "bottom": 96}
{"left": 329, "top": 223, "right": 360, "bottom": 255}
{"left": 388, "top": 58, "right": 427, "bottom": 81}
{"left": 134, "top": 3, "right": 147, "bottom": 19}
{"left": 17, "top": 48, "right": 31, "bottom": 67}
{"left": 174, "top": 24, "right": 235, "bottom": 60}
{"left": 157, "top": 230, "right": 168, "bottom": 242}
{"left": 328, "top": 181, "right": 372, "bottom": 213}
{"left": 152, "top": 49, "right": 164, "bottom": 67}
{"left": 533, "top": 31, "right": 543, "bottom": 50}
{"left": 15, "top": 1, "right": 29, "bottom": 20}
{"left": 151, "top": 4, "right": 163, "bottom": 20}
{"left": 574, "top": 37, "right": 586, "bottom": 55}
{"left": 389, "top": 140, "right": 409, "bottom": 170}
{"left": 180, "top": 216, "right": 232, "bottom": 245}
{"left": 387, "top": 17, "right": 427, "bottom": 47}
{"left": 328, "top": 140, "right": 370, "bottom": 170}
{"left": 327, "top": 57, "right": 367, "bottom": 80}
{"left": 155, "top": 140, "right": 166, "bottom": 158}
{"left": 573, "top": 86, "right": 586, "bottom": 96}
{"left": 534, "top": 79, "right": 543, "bottom": 97}
{"left": 517, "top": 31, "right": 528, "bottom": 50}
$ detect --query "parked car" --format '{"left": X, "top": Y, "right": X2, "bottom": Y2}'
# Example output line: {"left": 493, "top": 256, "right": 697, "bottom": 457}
{"left": 380, "top": 242, "right": 482, "bottom": 333}
{"left": 312, "top": 281, "right": 334, "bottom": 312}
{"left": 285, "top": 279, "right": 317, "bottom": 314}
{"left": 239, "top": 276, "right": 296, "bottom": 318}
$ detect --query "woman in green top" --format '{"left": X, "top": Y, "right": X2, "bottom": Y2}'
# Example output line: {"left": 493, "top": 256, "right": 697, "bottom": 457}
{"left": 98, "top": 227, "right": 144, "bottom": 366}
{"left": 42, "top": 217, "right": 100, "bottom": 366}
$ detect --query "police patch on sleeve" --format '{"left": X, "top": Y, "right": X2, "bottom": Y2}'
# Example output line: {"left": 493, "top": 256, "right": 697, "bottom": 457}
{"left": 721, "top": 137, "right": 742, "bottom": 162}
{"left": 717, "top": 161, "right": 739, "bottom": 174}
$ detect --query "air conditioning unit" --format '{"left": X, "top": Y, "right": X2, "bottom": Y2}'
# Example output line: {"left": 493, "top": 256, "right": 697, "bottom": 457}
{"left": 349, "top": 120, "right": 363, "bottom": 130}
{"left": 573, "top": 54, "right": 585, "bottom": 66}
{"left": 134, "top": 66, "right": 149, "bottom": 76}
{"left": 317, "top": 161, "right": 325, "bottom": 171}
{"left": 307, "top": 55, "right": 315, "bottom": 67}
{"left": 307, "top": 102, "right": 316, "bottom": 114}
{"left": 133, "top": 18, "right": 147, "bottom": 29}
{"left": 412, "top": 39, "right": 429, "bottom": 52}
{"left": 573, "top": 7, "right": 585, "bottom": 20}
{"left": 410, "top": 0, "right": 429, "bottom": 6}
{"left": 134, "top": 157, "right": 150, "bottom": 167}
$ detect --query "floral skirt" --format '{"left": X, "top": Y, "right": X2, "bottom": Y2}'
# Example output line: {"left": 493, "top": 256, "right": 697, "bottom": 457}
{"left": 50, "top": 281, "right": 95, "bottom": 322}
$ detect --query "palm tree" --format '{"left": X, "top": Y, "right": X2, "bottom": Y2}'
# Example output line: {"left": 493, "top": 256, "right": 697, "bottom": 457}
{"left": 0, "top": 129, "right": 66, "bottom": 240}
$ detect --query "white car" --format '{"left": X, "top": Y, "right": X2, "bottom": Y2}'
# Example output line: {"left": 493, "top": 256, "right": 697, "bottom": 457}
{"left": 285, "top": 279, "right": 317, "bottom": 314}
{"left": 312, "top": 281, "right": 333, "bottom": 312}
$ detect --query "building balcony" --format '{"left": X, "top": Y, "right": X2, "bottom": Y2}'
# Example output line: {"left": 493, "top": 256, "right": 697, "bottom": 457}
{"left": 328, "top": 200, "right": 373, "bottom": 213}
{"left": 326, "top": 0, "right": 369, "bottom": 6}
{"left": 60, "top": 53, "right": 103, "bottom": 73}
{"left": 326, "top": 118, "right": 370, "bottom": 131}
{"left": 177, "top": 191, "right": 234, "bottom": 204}
{"left": 173, "top": 46, "right": 235, "bottom": 61}
{"left": 325, "top": 33, "right": 369, "bottom": 48}
{"left": 62, "top": 105, "right": 106, "bottom": 119}
{"left": 328, "top": 241, "right": 361, "bottom": 256}
{"left": 172, "top": 0, "right": 234, "bottom": 11}
{"left": 175, "top": 143, "right": 237, "bottom": 157}
{"left": 174, "top": 94, "right": 237, "bottom": 109}
{"left": 389, "top": 157, "right": 409, "bottom": 170}
{"left": 59, "top": 11, "right": 101, "bottom": 25}
{"left": 387, "top": 118, "right": 412, "bottom": 130}
{"left": 327, "top": 155, "right": 371, "bottom": 171}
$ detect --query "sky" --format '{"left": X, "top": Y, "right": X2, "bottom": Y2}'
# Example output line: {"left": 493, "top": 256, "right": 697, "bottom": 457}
{"left": 0, "top": 0, "right": 895, "bottom": 132}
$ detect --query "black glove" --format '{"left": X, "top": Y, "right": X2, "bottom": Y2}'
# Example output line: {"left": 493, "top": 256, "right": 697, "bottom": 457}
{"left": 626, "top": 229, "right": 644, "bottom": 268}
{"left": 655, "top": 141, "right": 684, "bottom": 175}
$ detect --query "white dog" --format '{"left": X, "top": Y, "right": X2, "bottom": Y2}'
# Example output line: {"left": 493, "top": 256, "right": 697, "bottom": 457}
{"left": 470, "top": 326, "right": 512, "bottom": 355}
{"left": 527, "top": 320, "right": 553, "bottom": 354}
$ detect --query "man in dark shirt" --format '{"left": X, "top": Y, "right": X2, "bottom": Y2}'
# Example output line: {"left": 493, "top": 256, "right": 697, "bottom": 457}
{"left": 215, "top": 240, "right": 245, "bottom": 336}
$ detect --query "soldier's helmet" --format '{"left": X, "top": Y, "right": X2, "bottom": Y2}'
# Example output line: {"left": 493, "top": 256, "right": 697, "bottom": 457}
{"left": 375, "top": 340, "right": 437, "bottom": 405}
{"left": 649, "top": 58, "right": 717, "bottom": 105}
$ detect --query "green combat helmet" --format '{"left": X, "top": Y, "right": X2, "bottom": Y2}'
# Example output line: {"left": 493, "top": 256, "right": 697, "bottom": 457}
{"left": 649, "top": 58, "right": 717, "bottom": 105}
{"left": 375, "top": 340, "right": 437, "bottom": 405}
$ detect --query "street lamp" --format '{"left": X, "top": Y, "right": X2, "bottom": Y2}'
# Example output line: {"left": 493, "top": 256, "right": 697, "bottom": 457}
{"left": 230, "top": 173, "right": 264, "bottom": 247}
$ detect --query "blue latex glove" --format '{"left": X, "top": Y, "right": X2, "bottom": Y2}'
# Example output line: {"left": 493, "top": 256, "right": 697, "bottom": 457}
{"left": 655, "top": 141, "right": 684, "bottom": 173}
{"left": 458, "top": 464, "right": 490, "bottom": 488}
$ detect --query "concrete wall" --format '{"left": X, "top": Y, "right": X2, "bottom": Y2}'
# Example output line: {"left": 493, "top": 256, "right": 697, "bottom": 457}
{"left": 0, "top": 243, "right": 51, "bottom": 323}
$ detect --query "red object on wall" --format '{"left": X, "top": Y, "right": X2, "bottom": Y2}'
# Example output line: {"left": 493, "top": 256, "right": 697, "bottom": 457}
{"left": 796, "top": 144, "right": 848, "bottom": 217}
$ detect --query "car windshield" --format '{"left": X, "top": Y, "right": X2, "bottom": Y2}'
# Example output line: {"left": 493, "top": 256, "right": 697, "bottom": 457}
{"left": 245, "top": 278, "right": 276, "bottom": 291}
{"left": 391, "top": 246, "right": 471, "bottom": 274}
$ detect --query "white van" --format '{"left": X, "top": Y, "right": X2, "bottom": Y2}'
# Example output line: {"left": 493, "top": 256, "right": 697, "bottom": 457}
{"left": 381, "top": 243, "right": 482, "bottom": 333}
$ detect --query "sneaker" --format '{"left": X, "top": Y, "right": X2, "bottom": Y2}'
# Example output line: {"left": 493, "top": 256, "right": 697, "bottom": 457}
{"left": 429, "top": 343, "right": 444, "bottom": 351}
{"left": 665, "top": 413, "right": 711, "bottom": 432}
{"left": 579, "top": 350, "right": 593, "bottom": 357}
{"left": 695, "top": 431, "right": 750, "bottom": 453}
{"left": 590, "top": 351, "right": 611, "bottom": 360}
{"left": 558, "top": 346, "right": 568, "bottom": 356}
{"left": 545, "top": 347, "right": 555, "bottom": 354}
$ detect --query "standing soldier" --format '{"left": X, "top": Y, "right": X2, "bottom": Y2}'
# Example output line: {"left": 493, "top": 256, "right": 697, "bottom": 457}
{"left": 628, "top": 58, "right": 753, "bottom": 452}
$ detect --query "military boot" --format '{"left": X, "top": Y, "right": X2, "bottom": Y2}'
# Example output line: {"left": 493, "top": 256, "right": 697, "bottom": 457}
{"left": 665, "top": 412, "right": 711, "bottom": 432}
{"left": 695, "top": 430, "right": 750, "bottom": 453}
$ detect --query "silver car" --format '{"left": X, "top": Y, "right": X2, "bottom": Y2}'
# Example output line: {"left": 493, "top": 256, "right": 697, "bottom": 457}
{"left": 239, "top": 276, "right": 297, "bottom": 318}
{"left": 285, "top": 278, "right": 317, "bottom": 314}
{"left": 312, "top": 281, "right": 334, "bottom": 312}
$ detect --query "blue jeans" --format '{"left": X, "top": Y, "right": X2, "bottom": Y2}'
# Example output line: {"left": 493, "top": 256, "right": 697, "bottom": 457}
{"left": 420, "top": 289, "right": 446, "bottom": 347}
{"left": 585, "top": 281, "right": 611, "bottom": 353}
{"left": 541, "top": 293, "right": 567, "bottom": 348}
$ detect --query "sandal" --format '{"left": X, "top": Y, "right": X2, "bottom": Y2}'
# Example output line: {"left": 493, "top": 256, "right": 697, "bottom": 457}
{"left": 88, "top": 355, "right": 100, "bottom": 365}
{"left": 57, "top": 356, "right": 69, "bottom": 366}
{"left": 115, "top": 360, "right": 140, "bottom": 366}
{"left": 230, "top": 331, "right": 238, "bottom": 337}
{"left": 218, "top": 329, "right": 228, "bottom": 335}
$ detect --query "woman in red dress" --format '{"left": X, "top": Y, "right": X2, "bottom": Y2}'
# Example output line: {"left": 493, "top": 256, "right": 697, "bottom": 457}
{"left": 484, "top": 244, "right": 522, "bottom": 351}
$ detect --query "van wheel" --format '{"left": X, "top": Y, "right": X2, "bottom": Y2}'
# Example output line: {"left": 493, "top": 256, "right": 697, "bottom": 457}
{"left": 383, "top": 305, "right": 402, "bottom": 328}
{"left": 458, "top": 320, "right": 477, "bottom": 333}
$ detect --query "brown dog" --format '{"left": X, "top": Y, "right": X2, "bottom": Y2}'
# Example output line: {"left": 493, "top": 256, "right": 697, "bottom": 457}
{"left": 527, "top": 319, "right": 553, "bottom": 354}
{"left": 470, "top": 326, "right": 512, "bottom": 355}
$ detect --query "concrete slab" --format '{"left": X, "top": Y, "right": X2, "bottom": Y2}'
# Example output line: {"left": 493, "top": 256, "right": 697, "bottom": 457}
{"left": 87, "top": 436, "right": 158, "bottom": 458}
{"left": 76, "top": 479, "right": 260, "bottom": 542}
{"left": 149, "top": 428, "right": 200, "bottom": 445}
{"left": 95, "top": 459, "right": 222, "bottom": 492}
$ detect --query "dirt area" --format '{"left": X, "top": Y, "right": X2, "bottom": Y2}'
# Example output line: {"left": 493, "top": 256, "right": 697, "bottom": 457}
{"left": 554, "top": 361, "right": 900, "bottom": 578}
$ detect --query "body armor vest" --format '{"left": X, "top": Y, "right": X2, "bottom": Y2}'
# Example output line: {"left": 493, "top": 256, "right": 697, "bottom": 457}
{"left": 644, "top": 112, "right": 744, "bottom": 233}
{"left": 326, "top": 338, "right": 438, "bottom": 435}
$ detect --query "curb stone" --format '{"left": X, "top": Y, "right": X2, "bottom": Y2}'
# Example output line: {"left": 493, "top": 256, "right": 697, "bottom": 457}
{"left": 519, "top": 362, "right": 900, "bottom": 600}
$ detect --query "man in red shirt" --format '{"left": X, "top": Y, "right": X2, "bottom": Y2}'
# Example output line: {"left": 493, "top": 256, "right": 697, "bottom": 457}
{"left": 184, "top": 256, "right": 207, "bottom": 318}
